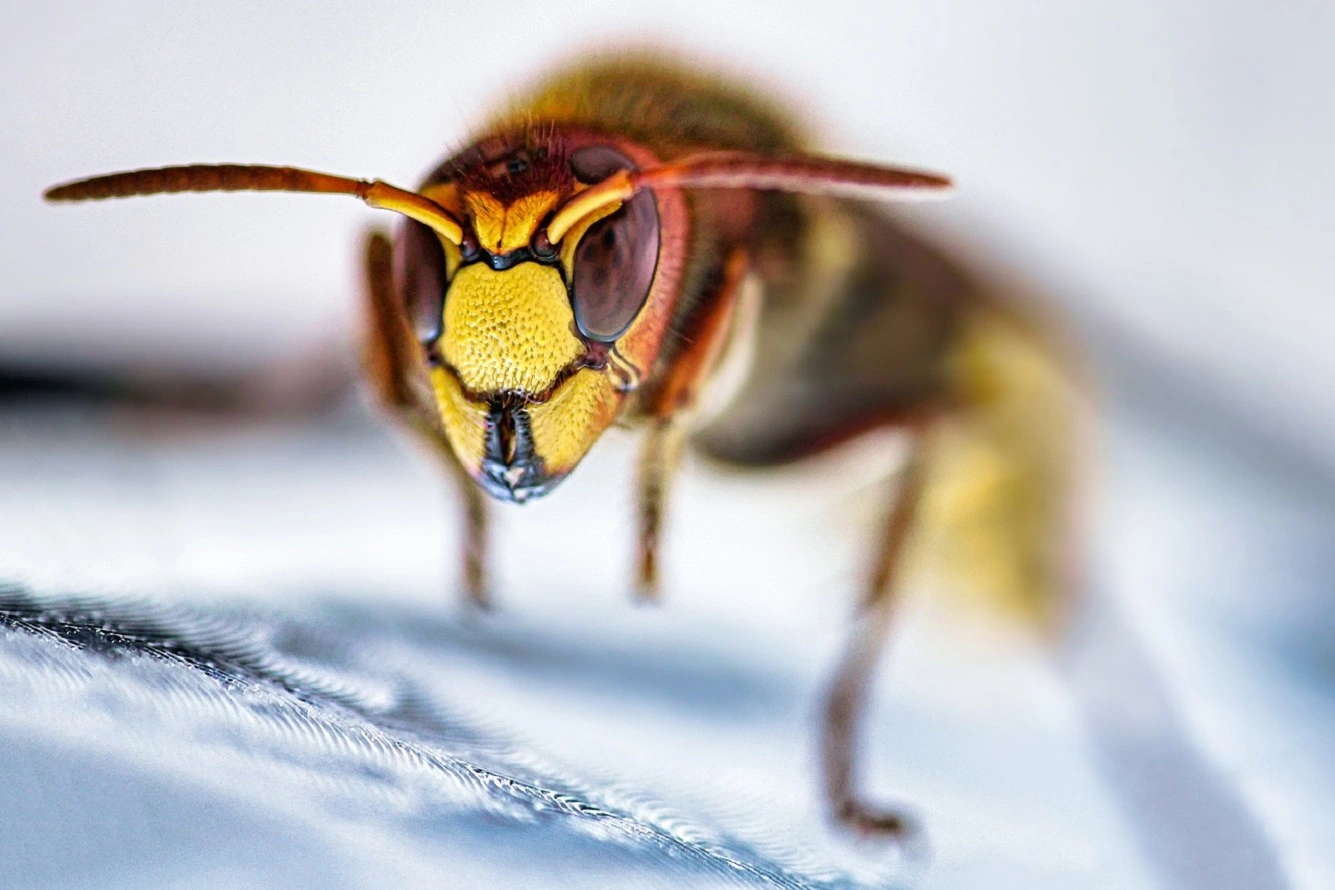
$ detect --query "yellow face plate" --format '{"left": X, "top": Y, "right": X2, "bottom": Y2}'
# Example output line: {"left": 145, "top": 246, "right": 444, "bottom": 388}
{"left": 441, "top": 262, "right": 582, "bottom": 396}
{"left": 431, "top": 260, "right": 625, "bottom": 482}
{"left": 526, "top": 368, "right": 620, "bottom": 477}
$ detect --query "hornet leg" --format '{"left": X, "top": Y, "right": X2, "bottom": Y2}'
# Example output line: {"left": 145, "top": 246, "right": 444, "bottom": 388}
{"left": 362, "top": 229, "right": 490, "bottom": 608}
{"left": 822, "top": 425, "right": 931, "bottom": 839}
{"left": 633, "top": 249, "right": 750, "bottom": 600}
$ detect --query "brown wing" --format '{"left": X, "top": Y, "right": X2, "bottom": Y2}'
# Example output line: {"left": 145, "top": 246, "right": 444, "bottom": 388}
{"left": 694, "top": 201, "right": 972, "bottom": 466}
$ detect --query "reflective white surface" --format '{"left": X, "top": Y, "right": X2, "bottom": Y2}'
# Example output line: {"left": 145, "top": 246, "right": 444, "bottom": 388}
{"left": 0, "top": 392, "right": 1329, "bottom": 888}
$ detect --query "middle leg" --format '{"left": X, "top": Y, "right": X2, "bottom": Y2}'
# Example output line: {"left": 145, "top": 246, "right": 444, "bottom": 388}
{"left": 633, "top": 249, "right": 751, "bottom": 600}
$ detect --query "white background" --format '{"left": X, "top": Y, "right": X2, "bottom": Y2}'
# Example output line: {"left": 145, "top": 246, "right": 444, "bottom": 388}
{"left": 2, "top": 1, "right": 1333, "bottom": 462}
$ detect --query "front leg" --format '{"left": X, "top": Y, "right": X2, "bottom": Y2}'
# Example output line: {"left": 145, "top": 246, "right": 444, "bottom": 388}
{"left": 635, "top": 417, "right": 686, "bottom": 600}
{"left": 634, "top": 249, "right": 750, "bottom": 600}
{"left": 362, "top": 229, "right": 491, "bottom": 608}
{"left": 419, "top": 428, "right": 490, "bottom": 610}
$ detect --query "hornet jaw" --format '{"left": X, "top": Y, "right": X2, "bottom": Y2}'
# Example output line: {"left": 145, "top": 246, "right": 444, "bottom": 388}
{"left": 478, "top": 400, "right": 560, "bottom": 504}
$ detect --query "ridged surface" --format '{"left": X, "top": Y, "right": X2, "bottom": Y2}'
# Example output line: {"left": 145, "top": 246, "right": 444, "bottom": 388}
{"left": 0, "top": 584, "right": 881, "bottom": 890}
{"left": 0, "top": 404, "right": 1302, "bottom": 890}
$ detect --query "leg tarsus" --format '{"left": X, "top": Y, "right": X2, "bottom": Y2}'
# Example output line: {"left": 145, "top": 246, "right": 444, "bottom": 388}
{"left": 823, "top": 613, "right": 920, "bottom": 841}
{"left": 837, "top": 797, "right": 919, "bottom": 839}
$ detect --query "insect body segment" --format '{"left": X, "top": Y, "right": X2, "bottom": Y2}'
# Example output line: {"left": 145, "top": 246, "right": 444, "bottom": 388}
{"left": 43, "top": 55, "right": 1071, "bottom": 848}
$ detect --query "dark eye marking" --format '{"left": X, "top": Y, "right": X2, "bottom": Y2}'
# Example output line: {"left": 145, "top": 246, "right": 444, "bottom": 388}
{"left": 397, "top": 219, "right": 448, "bottom": 345}
{"left": 568, "top": 146, "right": 661, "bottom": 343}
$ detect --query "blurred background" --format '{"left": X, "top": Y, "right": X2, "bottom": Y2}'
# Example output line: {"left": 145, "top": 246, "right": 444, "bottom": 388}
{"left": 1, "top": 2, "right": 1332, "bottom": 888}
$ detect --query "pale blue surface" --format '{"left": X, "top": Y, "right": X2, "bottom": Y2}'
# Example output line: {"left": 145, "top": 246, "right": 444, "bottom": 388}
{"left": 0, "top": 390, "right": 1328, "bottom": 889}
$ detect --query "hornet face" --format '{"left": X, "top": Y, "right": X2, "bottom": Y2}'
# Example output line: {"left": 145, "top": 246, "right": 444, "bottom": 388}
{"left": 413, "top": 138, "right": 672, "bottom": 503}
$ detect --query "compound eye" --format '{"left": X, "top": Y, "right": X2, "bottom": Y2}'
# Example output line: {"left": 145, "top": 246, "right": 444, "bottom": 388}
{"left": 568, "top": 146, "right": 660, "bottom": 343}
{"left": 397, "top": 219, "right": 448, "bottom": 344}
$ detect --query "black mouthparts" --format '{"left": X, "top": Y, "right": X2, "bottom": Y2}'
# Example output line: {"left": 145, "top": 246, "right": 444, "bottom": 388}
{"left": 477, "top": 401, "right": 558, "bottom": 504}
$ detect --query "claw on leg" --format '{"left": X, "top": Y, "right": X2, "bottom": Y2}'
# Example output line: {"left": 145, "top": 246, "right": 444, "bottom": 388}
{"left": 822, "top": 606, "right": 920, "bottom": 842}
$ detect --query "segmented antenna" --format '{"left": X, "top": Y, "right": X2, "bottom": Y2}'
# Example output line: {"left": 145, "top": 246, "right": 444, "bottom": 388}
{"left": 638, "top": 152, "right": 953, "bottom": 197}
{"left": 44, "top": 164, "right": 465, "bottom": 245}
{"left": 546, "top": 151, "right": 952, "bottom": 244}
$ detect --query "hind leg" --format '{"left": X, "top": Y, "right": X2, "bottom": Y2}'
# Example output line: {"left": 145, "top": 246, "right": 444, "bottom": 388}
{"left": 822, "top": 424, "right": 930, "bottom": 839}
